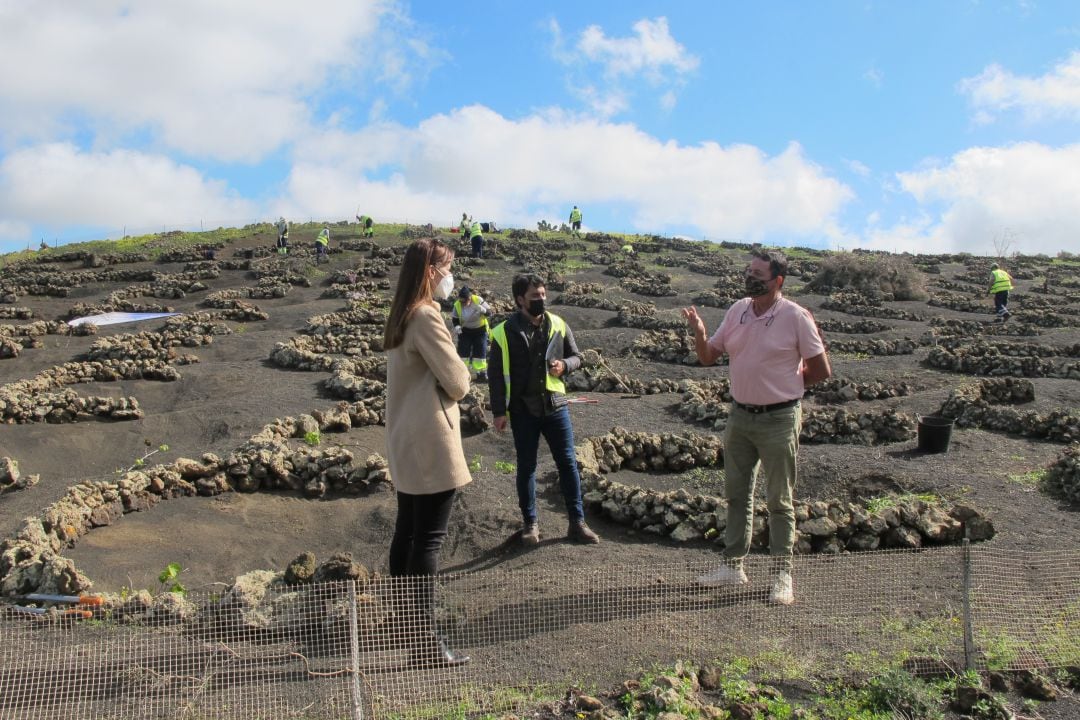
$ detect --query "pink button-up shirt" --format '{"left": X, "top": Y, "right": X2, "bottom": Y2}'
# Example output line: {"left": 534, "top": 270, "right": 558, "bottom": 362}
{"left": 706, "top": 295, "right": 825, "bottom": 406}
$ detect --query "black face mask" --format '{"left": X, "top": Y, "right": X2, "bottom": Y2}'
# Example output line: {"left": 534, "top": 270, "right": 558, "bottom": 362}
{"left": 745, "top": 276, "right": 770, "bottom": 297}
{"left": 526, "top": 298, "right": 545, "bottom": 317}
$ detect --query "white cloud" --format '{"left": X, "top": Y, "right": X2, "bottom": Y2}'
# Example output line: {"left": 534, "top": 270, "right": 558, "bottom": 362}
{"left": 577, "top": 17, "right": 700, "bottom": 79}
{"left": 863, "top": 67, "right": 884, "bottom": 88}
{"left": 0, "top": 1, "right": 419, "bottom": 161}
{"left": 959, "top": 51, "right": 1080, "bottom": 122}
{"left": 282, "top": 106, "right": 852, "bottom": 243}
{"left": 552, "top": 17, "right": 699, "bottom": 116}
{"left": 860, "top": 142, "right": 1080, "bottom": 254}
{"left": 0, "top": 143, "right": 256, "bottom": 235}
{"left": 845, "top": 159, "right": 872, "bottom": 178}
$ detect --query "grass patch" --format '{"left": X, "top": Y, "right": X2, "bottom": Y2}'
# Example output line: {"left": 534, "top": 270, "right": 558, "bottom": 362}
{"left": 1006, "top": 468, "right": 1046, "bottom": 487}
{"left": 865, "top": 492, "right": 941, "bottom": 514}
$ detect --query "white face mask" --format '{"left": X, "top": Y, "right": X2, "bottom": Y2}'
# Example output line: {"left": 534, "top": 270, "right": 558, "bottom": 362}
{"left": 433, "top": 269, "right": 454, "bottom": 300}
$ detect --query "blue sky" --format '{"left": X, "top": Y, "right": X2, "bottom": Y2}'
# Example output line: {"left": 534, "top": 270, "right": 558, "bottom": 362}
{"left": 2, "top": 1, "right": 1079, "bottom": 255}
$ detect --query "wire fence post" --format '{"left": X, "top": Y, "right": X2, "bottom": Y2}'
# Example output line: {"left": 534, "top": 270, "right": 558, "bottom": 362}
{"left": 962, "top": 538, "right": 975, "bottom": 671}
{"left": 349, "top": 579, "right": 365, "bottom": 720}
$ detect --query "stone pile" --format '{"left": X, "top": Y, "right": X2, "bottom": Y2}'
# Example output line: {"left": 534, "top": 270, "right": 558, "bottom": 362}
{"left": 614, "top": 305, "right": 684, "bottom": 330}
{"left": 927, "top": 317, "right": 1041, "bottom": 337}
{"left": 827, "top": 337, "right": 917, "bottom": 356}
{"left": 938, "top": 379, "right": 1079, "bottom": 443}
{"left": 691, "top": 288, "right": 741, "bottom": 309}
{"left": 931, "top": 278, "right": 982, "bottom": 295}
{"left": 0, "top": 388, "right": 143, "bottom": 424}
{"left": 561, "top": 282, "right": 604, "bottom": 295}
{"left": 821, "top": 293, "right": 924, "bottom": 321}
{"left": 629, "top": 330, "right": 702, "bottom": 365}
{"left": 676, "top": 380, "right": 732, "bottom": 429}
{"left": 400, "top": 223, "right": 435, "bottom": 239}
{"left": 684, "top": 253, "right": 733, "bottom": 276}
{"left": 557, "top": 292, "right": 622, "bottom": 311}
{"left": 64, "top": 298, "right": 175, "bottom": 319}
{"left": 191, "top": 300, "right": 269, "bottom": 322}
{"left": 0, "top": 425, "right": 392, "bottom": 595}
{"left": 1, "top": 359, "right": 178, "bottom": 424}
{"left": 563, "top": 366, "right": 682, "bottom": 395}
{"left": 0, "top": 457, "right": 38, "bottom": 492}
{"left": 1011, "top": 310, "right": 1080, "bottom": 328}
{"left": 580, "top": 473, "right": 995, "bottom": 551}
{"left": 0, "top": 307, "right": 33, "bottom": 319}
{"left": 319, "top": 279, "right": 392, "bottom": 299}
{"left": 927, "top": 345, "right": 1080, "bottom": 379}
{"left": 578, "top": 428, "right": 723, "bottom": 474}
{"left": 332, "top": 260, "right": 391, "bottom": 282}
{"left": 928, "top": 293, "right": 993, "bottom": 314}
{"left": 604, "top": 258, "right": 661, "bottom": 281}
{"left": 655, "top": 254, "right": 684, "bottom": 267}
{"left": 817, "top": 318, "right": 891, "bottom": 334}
{"left": 1045, "top": 444, "right": 1080, "bottom": 504}
{"left": 936, "top": 337, "right": 1080, "bottom": 359}
{"left": 85, "top": 323, "right": 224, "bottom": 363}
{"left": 620, "top": 276, "right": 677, "bottom": 297}
{"left": 807, "top": 378, "right": 913, "bottom": 403}
{"left": 801, "top": 407, "right": 916, "bottom": 445}
{"left": 322, "top": 372, "right": 385, "bottom": 401}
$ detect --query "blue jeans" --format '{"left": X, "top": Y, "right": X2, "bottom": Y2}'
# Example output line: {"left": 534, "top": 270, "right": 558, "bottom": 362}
{"left": 510, "top": 404, "right": 584, "bottom": 523}
{"left": 994, "top": 290, "right": 1009, "bottom": 316}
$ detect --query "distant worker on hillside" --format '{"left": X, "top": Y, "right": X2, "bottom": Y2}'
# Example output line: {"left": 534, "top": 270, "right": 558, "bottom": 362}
{"left": 315, "top": 227, "right": 330, "bottom": 264}
{"left": 276, "top": 217, "right": 289, "bottom": 255}
{"left": 988, "top": 263, "right": 1014, "bottom": 321}
{"left": 459, "top": 213, "right": 471, "bottom": 243}
{"left": 682, "top": 248, "right": 831, "bottom": 606}
{"left": 452, "top": 286, "right": 491, "bottom": 382}
{"left": 620, "top": 242, "right": 635, "bottom": 256}
{"left": 469, "top": 218, "right": 484, "bottom": 259}
{"left": 356, "top": 213, "right": 375, "bottom": 238}
{"left": 569, "top": 205, "right": 582, "bottom": 236}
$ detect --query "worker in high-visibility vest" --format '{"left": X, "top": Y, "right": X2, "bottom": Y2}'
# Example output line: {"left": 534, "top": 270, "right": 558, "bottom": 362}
{"left": 469, "top": 219, "right": 484, "bottom": 259}
{"left": 568, "top": 205, "right": 582, "bottom": 235}
{"left": 488, "top": 273, "right": 600, "bottom": 547}
{"left": 276, "top": 217, "right": 289, "bottom": 255}
{"left": 988, "top": 263, "right": 1014, "bottom": 320}
{"left": 452, "top": 286, "right": 491, "bottom": 382}
{"left": 314, "top": 228, "right": 330, "bottom": 264}
{"left": 356, "top": 213, "right": 374, "bottom": 238}
{"left": 459, "top": 213, "right": 471, "bottom": 241}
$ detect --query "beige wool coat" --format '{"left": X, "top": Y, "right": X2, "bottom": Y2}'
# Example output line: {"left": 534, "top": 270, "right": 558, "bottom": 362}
{"left": 385, "top": 302, "right": 473, "bottom": 495}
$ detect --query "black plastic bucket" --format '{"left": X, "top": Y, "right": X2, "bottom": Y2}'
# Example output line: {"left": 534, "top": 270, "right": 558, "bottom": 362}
{"left": 917, "top": 415, "right": 954, "bottom": 454}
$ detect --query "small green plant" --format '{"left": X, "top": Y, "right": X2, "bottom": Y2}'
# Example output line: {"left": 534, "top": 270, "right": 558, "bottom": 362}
{"left": 1006, "top": 468, "right": 1046, "bottom": 487}
{"left": 303, "top": 430, "right": 321, "bottom": 447}
{"left": 866, "top": 492, "right": 940, "bottom": 514}
{"left": 116, "top": 443, "right": 170, "bottom": 474}
{"left": 468, "top": 455, "right": 483, "bottom": 473}
{"left": 494, "top": 460, "right": 515, "bottom": 474}
{"left": 158, "top": 562, "right": 186, "bottom": 595}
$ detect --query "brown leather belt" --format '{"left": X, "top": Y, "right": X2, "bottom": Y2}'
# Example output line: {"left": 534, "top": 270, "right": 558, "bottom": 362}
{"left": 732, "top": 398, "right": 800, "bottom": 414}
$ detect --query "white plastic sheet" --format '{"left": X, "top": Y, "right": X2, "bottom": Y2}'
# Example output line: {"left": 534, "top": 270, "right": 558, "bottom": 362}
{"left": 66, "top": 311, "right": 179, "bottom": 327}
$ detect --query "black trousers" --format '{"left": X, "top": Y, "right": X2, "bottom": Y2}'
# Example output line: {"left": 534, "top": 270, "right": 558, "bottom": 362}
{"left": 389, "top": 488, "right": 455, "bottom": 578}
{"left": 389, "top": 488, "right": 455, "bottom": 618}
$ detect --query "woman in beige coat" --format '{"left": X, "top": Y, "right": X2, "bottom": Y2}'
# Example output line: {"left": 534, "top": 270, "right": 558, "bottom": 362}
{"left": 384, "top": 236, "right": 472, "bottom": 667}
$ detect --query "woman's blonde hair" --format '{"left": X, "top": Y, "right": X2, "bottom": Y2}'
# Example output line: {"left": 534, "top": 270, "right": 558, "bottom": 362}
{"left": 384, "top": 237, "right": 454, "bottom": 349}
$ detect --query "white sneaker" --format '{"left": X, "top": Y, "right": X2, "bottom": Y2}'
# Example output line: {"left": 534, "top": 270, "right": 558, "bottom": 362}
{"left": 696, "top": 564, "right": 748, "bottom": 587}
{"left": 769, "top": 571, "right": 794, "bottom": 605}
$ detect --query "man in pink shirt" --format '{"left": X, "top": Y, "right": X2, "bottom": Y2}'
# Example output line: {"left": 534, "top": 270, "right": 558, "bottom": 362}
{"left": 682, "top": 248, "right": 831, "bottom": 605}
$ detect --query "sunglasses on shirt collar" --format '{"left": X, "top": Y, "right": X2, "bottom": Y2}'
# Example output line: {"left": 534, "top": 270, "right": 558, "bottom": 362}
{"left": 740, "top": 306, "right": 778, "bottom": 327}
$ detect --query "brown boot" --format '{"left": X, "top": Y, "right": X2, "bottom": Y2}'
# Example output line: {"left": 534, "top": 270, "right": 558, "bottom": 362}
{"left": 568, "top": 520, "right": 600, "bottom": 544}
{"left": 521, "top": 522, "right": 540, "bottom": 545}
